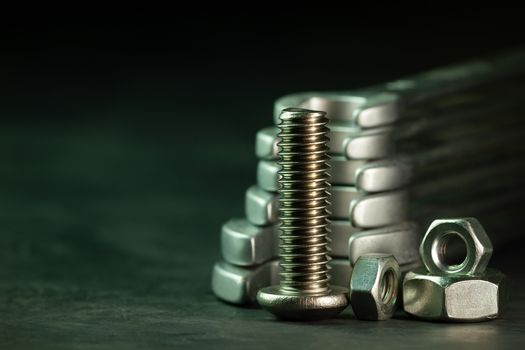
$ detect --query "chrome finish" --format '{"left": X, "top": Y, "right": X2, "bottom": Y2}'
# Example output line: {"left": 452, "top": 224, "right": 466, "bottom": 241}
{"left": 348, "top": 222, "right": 420, "bottom": 267}
{"left": 403, "top": 267, "right": 506, "bottom": 322}
{"left": 350, "top": 190, "right": 409, "bottom": 228}
{"left": 419, "top": 218, "right": 493, "bottom": 276}
{"left": 350, "top": 254, "right": 401, "bottom": 320}
{"left": 257, "top": 108, "right": 348, "bottom": 321}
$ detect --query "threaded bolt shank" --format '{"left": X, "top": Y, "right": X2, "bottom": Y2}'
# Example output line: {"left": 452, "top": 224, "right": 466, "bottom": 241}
{"left": 257, "top": 108, "right": 348, "bottom": 321}
{"left": 278, "top": 108, "right": 332, "bottom": 295}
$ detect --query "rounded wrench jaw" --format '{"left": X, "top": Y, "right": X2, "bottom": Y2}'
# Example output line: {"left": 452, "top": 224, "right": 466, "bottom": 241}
{"left": 255, "top": 127, "right": 280, "bottom": 160}
{"left": 348, "top": 222, "right": 421, "bottom": 267}
{"left": 343, "top": 127, "right": 395, "bottom": 160}
{"left": 273, "top": 92, "right": 366, "bottom": 125}
{"left": 350, "top": 190, "right": 409, "bottom": 228}
{"left": 221, "top": 218, "right": 278, "bottom": 266}
{"left": 257, "top": 158, "right": 366, "bottom": 192}
{"left": 355, "top": 159, "right": 413, "bottom": 193}
{"left": 245, "top": 186, "right": 278, "bottom": 226}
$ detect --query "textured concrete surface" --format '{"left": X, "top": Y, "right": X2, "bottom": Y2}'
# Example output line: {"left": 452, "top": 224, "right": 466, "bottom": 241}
{"left": 0, "top": 117, "right": 524, "bottom": 349}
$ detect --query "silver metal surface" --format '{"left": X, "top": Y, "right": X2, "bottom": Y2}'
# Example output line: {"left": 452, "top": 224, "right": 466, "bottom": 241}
{"left": 257, "top": 108, "right": 348, "bottom": 321}
{"left": 329, "top": 122, "right": 364, "bottom": 154}
{"left": 257, "top": 158, "right": 366, "bottom": 192}
{"left": 257, "top": 160, "right": 280, "bottom": 192}
{"left": 256, "top": 124, "right": 357, "bottom": 158}
{"left": 329, "top": 158, "right": 368, "bottom": 186}
{"left": 244, "top": 185, "right": 278, "bottom": 224}
{"left": 221, "top": 218, "right": 279, "bottom": 266}
{"left": 330, "top": 186, "right": 360, "bottom": 219}
{"left": 273, "top": 52, "right": 525, "bottom": 130}
{"left": 255, "top": 126, "right": 280, "bottom": 160}
{"left": 274, "top": 91, "right": 400, "bottom": 128}
{"left": 254, "top": 174, "right": 360, "bottom": 220}
{"left": 419, "top": 218, "right": 493, "bottom": 276}
{"left": 348, "top": 222, "right": 420, "bottom": 267}
{"left": 258, "top": 286, "right": 349, "bottom": 321}
{"left": 245, "top": 185, "right": 278, "bottom": 226}
{"left": 355, "top": 159, "right": 412, "bottom": 192}
{"left": 386, "top": 50, "right": 525, "bottom": 104}
{"left": 400, "top": 260, "right": 423, "bottom": 274}
{"left": 248, "top": 185, "right": 408, "bottom": 224}
{"left": 225, "top": 215, "right": 359, "bottom": 264}
{"left": 330, "top": 220, "right": 362, "bottom": 257}
{"left": 349, "top": 254, "right": 401, "bottom": 321}
{"left": 403, "top": 268, "right": 506, "bottom": 322}
{"left": 352, "top": 93, "right": 400, "bottom": 128}
{"left": 350, "top": 190, "right": 409, "bottom": 228}
{"left": 212, "top": 259, "right": 352, "bottom": 305}
{"left": 274, "top": 92, "right": 366, "bottom": 124}
{"left": 213, "top": 51, "right": 525, "bottom": 317}
{"left": 344, "top": 127, "right": 394, "bottom": 160}
{"left": 257, "top": 123, "right": 392, "bottom": 159}
{"left": 212, "top": 260, "right": 279, "bottom": 305}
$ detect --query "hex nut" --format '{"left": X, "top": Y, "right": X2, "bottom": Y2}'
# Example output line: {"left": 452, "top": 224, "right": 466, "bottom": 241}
{"left": 419, "top": 218, "right": 493, "bottom": 276}
{"left": 403, "top": 267, "right": 506, "bottom": 322}
{"left": 349, "top": 254, "right": 401, "bottom": 321}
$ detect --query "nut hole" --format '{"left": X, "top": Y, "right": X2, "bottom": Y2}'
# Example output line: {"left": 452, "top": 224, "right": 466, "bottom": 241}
{"left": 434, "top": 232, "right": 468, "bottom": 271}
{"left": 380, "top": 269, "right": 397, "bottom": 305}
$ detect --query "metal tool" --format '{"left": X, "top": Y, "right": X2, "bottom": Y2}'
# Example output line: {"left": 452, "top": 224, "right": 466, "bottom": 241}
{"left": 212, "top": 260, "right": 278, "bottom": 305}
{"left": 350, "top": 190, "right": 409, "bottom": 228}
{"left": 343, "top": 127, "right": 394, "bottom": 160}
{"left": 212, "top": 259, "right": 352, "bottom": 305}
{"left": 255, "top": 126, "right": 280, "bottom": 160}
{"left": 355, "top": 159, "right": 412, "bottom": 192}
{"left": 222, "top": 218, "right": 421, "bottom": 270}
{"left": 223, "top": 216, "right": 360, "bottom": 266}
{"left": 251, "top": 180, "right": 362, "bottom": 221}
{"left": 274, "top": 51, "right": 525, "bottom": 127}
{"left": 245, "top": 185, "right": 278, "bottom": 226}
{"left": 257, "top": 158, "right": 367, "bottom": 191}
{"left": 249, "top": 182, "right": 408, "bottom": 223}
{"left": 257, "top": 124, "right": 393, "bottom": 159}
{"left": 274, "top": 91, "right": 399, "bottom": 128}
{"left": 257, "top": 108, "right": 348, "bottom": 321}
{"left": 348, "top": 222, "right": 420, "bottom": 267}
{"left": 213, "top": 50, "right": 525, "bottom": 312}
{"left": 221, "top": 218, "right": 279, "bottom": 267}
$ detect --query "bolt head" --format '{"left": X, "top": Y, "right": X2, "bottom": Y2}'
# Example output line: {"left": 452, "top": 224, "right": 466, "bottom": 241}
{"left": 256, "top": 285, "right": 349, "bottom": 321}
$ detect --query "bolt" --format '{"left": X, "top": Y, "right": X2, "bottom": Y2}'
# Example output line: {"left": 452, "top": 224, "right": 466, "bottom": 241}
{"left": 256, "top": 107, "right": 349, "bottom": 321}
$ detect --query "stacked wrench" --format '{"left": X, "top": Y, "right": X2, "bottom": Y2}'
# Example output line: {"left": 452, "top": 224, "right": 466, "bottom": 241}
{"left": 212, "top": 50, "right": 525, "bottom": 306}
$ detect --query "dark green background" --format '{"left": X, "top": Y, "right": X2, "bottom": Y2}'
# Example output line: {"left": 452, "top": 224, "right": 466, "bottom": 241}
{"left": 1, "top": 12, "right": 524, "bottom": 349}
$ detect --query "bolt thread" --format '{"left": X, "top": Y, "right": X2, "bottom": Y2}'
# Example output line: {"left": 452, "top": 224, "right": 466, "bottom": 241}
{"left": 277, "top": 107, "right": 332, "bottom": 295}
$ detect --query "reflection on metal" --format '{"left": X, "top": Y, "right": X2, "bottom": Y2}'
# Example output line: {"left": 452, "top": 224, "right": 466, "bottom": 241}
{"left": 212, "top": 50, "right": 525, "bottom": 313}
